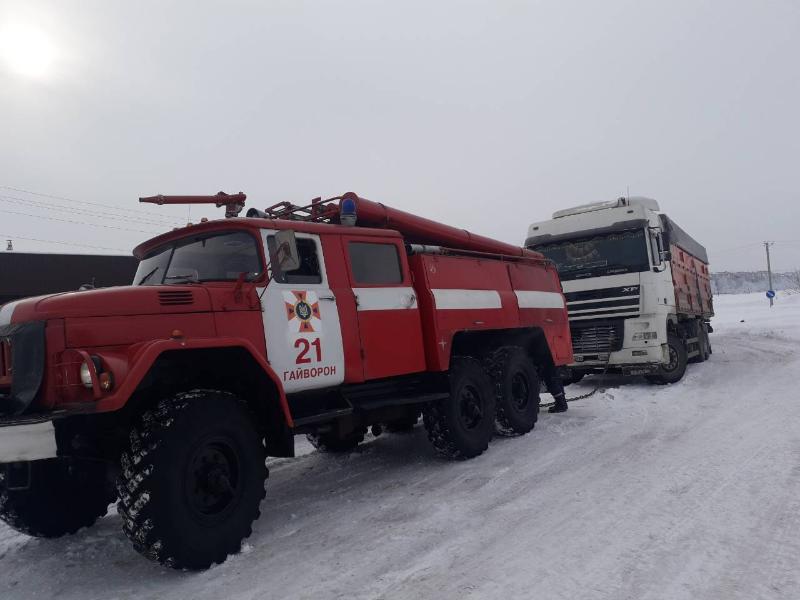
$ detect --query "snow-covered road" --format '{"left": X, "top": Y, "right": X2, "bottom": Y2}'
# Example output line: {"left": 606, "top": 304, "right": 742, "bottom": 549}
{"left": 2, "top": 293, "right": 799, "bottom": 600}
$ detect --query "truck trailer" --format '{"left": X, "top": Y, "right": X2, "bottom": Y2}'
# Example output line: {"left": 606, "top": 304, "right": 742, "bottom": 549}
{"left": 525, "top": 196, "right": 713, "bottom": 385}
{"left": 0, "top": 191, "right": 572, "bottom": 569}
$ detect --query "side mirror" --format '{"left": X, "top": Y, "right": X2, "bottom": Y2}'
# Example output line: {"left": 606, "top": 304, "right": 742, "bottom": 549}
{"left": 273, "top": 230, "right": 301, "bottom": 272}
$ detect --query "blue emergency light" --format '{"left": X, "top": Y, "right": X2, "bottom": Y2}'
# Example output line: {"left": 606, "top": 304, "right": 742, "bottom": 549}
{"left": 340, "top": 197, "right": 357, "bottom": 226}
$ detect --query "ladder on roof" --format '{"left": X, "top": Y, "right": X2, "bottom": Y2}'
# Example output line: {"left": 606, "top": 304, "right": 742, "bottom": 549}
{"left": 252, "top": 196, "right": 343, "bottom": 222}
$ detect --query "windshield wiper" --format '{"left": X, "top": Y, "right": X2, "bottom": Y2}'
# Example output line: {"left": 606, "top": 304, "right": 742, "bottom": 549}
{"left": 137, "top": 267, "right": 160, "bottom": 286}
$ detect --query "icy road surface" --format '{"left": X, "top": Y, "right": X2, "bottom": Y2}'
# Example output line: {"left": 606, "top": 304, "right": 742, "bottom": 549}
{"left": 2, "top": 292, "right": 800, "bottom": 600}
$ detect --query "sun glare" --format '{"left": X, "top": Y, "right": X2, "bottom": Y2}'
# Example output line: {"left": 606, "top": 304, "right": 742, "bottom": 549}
{"left": 0, "top": 23, "right": 57, "bottom": 79}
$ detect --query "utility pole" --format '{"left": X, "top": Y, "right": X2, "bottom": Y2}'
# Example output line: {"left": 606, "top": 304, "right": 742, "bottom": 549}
{"left": 765, "top": 241, "right": 775, "bottom": 307}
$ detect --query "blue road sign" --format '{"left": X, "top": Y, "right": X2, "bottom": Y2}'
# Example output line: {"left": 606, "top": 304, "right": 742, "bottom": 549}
{"left": 766, "top": 290, "right": 776, "bottom": 299}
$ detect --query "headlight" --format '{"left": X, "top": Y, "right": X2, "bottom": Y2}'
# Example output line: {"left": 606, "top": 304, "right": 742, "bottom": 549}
{"left": 79, "top": 361, "right": 93, "bottom": 388}
{"left": 79, "top": 355, "right": 104, "bottom": 389}
{"left": 632, "top": 331, "right": 658, "bottom": 341}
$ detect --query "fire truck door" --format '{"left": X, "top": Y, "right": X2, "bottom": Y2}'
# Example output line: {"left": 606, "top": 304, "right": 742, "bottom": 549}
{"left": 342, "top": 236, "right": 426, "bottom": 380}
{"left": 259, "top": 230, "right": 345, "bottom": 393}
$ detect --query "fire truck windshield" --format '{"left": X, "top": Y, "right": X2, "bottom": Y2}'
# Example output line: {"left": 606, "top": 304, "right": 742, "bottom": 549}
{"left": 533, "top": 228, "right": 649, "bottom": 281}
{"left": 134, "top": 231, "right": 263, "bottom": 286}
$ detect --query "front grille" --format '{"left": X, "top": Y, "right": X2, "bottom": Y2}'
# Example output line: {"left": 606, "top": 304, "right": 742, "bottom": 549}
{"left": 570, "top": 320, "right": 624, "bottom": 354}
{"left": 566, "top": 285, "right": 640, "bottom": 320}
{"left": 0, "top": 338, "right": 11, "bottom": 387}
{"left": 158, "top": 290, "right": 194, "bottom": 306}
{"left": 564, "top": 285, "right": 640, "bottom": 302}
{"left": 0, "top": 321, "right": 44, "bottom": 417}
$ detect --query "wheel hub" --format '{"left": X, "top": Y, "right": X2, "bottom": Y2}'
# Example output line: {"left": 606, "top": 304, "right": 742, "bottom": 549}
{"left": 664, "top": 345, "right": 679, "bottom": 372}
{"left": 458, "top": 384, "right": 484, "bottom": 430}
{"left": 186, "top": 440, "right": 241, "bottom": 517}
{"left": 510, "top": 372, "right": 530, "bottom": 411}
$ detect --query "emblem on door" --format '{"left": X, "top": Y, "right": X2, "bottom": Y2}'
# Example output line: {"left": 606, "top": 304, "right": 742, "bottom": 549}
{"left": 284, "top": 290, "right": 322, "bottom": 333}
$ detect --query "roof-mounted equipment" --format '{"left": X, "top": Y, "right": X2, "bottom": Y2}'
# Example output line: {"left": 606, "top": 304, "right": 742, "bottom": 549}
{"left": 139, "top": 192, "right": 247, "bottom": 218}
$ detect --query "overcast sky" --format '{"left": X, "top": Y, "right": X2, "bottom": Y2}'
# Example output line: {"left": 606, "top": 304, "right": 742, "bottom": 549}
{"left": 0, "top": 0, "right": 798, "bottom": 271}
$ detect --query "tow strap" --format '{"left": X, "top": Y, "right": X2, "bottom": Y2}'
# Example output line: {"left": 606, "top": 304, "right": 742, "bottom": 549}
{"left": 539, "top": 362, "right": 612, "bottom": 408}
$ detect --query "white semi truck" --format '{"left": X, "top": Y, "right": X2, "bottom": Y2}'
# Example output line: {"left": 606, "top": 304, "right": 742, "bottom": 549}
{"left": 526, "top": 197, "right": 713, "bottom": 385}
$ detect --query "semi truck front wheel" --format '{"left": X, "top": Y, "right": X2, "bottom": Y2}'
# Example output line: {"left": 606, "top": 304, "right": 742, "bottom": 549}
{"left": 646, "top": 334, "right": 688, "bottom": 385}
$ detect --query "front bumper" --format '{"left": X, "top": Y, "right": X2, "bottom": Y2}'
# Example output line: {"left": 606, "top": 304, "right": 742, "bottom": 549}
{"left": 0, "top": 418, "right": 58, "bottom": 463}
{"left": 572, "top": 343, "right": 666, "bottom": 366}
{"left": 568, "top": 342, "right": 668, "bottom": 376}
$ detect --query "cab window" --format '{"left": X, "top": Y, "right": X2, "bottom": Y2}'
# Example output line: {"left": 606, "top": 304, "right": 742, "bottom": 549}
{"left": 348, "top": 242, "right": 403, "bottom": 284}
{"left": 267, "top": 236, "right": 322, "bottom": 284}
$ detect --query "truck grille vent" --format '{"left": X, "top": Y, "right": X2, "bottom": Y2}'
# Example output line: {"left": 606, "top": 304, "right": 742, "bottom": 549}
{"left": 158, "top": 290, "right": 195, "bottom": 306}
{"left": 0, "top": 338, "right": 11, "bottom": 386}
{"left": 571, "top": 321, "right": 624, "bottom": 354}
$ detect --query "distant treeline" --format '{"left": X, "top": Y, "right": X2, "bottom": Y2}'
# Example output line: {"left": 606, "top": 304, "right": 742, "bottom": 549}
{"left": 711, "top": 271, "right": 798, "bottom": 295}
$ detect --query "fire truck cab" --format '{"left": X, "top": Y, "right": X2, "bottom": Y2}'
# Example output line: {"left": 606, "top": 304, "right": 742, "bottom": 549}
{"left": 0, "top": 192, "right": 571, "bottom": 569}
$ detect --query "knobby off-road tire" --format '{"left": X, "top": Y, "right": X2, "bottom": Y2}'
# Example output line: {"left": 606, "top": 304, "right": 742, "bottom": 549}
{"left": 117, "top": 390, "right": 267, "bottom": 570}
{"left": 486, "top": 346, "right": 540, "bottom": 436}
{"left": 306, "top": 427, "right": 367, "bottom": 452}
{"left": 0, "top": 458, "right": 115, "bottom": 538}
{"left": 423, "top": 357, "right": 496, "bottom": 459}
{"left": 646, "top": 334, "right": 688, "bottom": 385}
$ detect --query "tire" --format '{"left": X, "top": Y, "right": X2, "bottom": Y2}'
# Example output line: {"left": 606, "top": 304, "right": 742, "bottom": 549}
{"left": 306, "top": 427, "right": 367, "bottom": 452}
{"left": 117, "top": 389, "right": 267, "bottom": 570}
{"left": 423, "top": 357, "right": 496, "bottom": 459}
{"left": 700, "top": 326, "right": 711, "bottom": 360}
{"left": 0, "top": 458, "right": 114, "bottom": 538}
{"left": 486, "top": 346, "right": 540, "bottom": 436}
{"left": 385, "top": 412, "right": 420, "bottom": 433}
{"left": 646, "top": 334, "right": 688, "bottom": 385}
{"left": 688, "top": 322, "right": 712, "bottom": 364}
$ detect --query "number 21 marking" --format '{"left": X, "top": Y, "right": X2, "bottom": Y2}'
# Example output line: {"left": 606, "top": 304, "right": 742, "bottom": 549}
{"left": 295, "top": 338, "right": 322, "bottom": 364}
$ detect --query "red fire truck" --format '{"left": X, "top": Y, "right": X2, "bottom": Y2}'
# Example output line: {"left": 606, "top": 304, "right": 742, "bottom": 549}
{"left": 0, "top": 192, "right": 571, "bottom": 569}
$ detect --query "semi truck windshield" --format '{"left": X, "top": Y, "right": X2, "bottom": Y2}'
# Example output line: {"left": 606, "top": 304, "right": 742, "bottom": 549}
{"left": 534, "top": 229, "right": 649, "bottom": 280}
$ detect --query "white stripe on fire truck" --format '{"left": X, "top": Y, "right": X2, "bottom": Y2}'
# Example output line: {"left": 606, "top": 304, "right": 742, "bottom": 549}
{"left": 514, "top": 290, "right": 565, "bottom": 309}
{"left": 353, "top": 287, "right": 418, "bottom": 311}
{"left": 432, "top": 289, "right": 502, "bottom": 310}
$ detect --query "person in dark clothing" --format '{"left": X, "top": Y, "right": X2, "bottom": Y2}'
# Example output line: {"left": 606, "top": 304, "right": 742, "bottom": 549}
{"left": 539, "top": 354, "right": 569, "bottom": 413}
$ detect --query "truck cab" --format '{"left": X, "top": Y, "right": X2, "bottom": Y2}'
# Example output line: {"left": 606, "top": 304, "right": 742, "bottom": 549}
{"left": 526, "top": 197, "right": 713, "bottom": 383}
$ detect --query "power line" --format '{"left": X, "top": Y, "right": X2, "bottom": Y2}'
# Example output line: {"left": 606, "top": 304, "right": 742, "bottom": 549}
{"left": 0, "top": 207, "right": 164, "bottom": 235}
{"left": 0, "top": 194, "right": 182, "bottom": 227}
{"left": 0, "top": 232, "right": 129, "bottom": 252}
{"left": 0, "top": 184, "right": 186, "bottom": 220}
